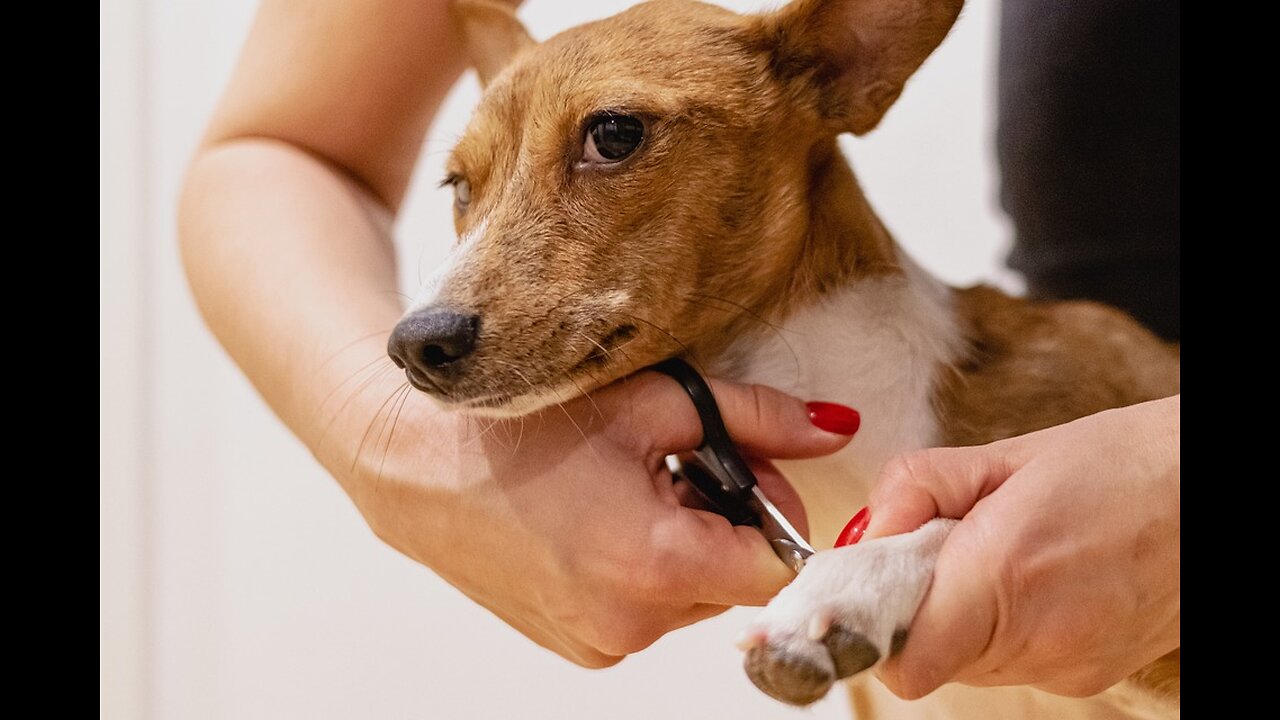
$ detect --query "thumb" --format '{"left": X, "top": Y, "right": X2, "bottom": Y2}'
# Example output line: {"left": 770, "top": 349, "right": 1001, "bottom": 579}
{"left": 630, "top": 371, "right": 858, "bottom": 459}
{"left": 864, "top": 441, "right": 1024, "bottom": 540}
{"left": 876, "top": 522, "right": 1001, "bottom": 699}
{"left": 668, "top": 504, "right": 797, "bottom": 606}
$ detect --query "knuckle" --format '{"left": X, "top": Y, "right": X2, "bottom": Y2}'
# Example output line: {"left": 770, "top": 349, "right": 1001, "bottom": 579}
{"left": 879, "top": 450, "right": 935, "bottom": 493}
{"left": 631, "top": 533, "right": 681, "bottom": 596}
{"left": 745, "top": 383, "right": 772, "bottom": 430}
{"left": 713, "top": 379, "right": 778, "bottom": 435}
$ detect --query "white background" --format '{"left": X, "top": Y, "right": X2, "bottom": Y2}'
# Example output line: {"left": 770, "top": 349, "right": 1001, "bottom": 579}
{"left": 100, "top": 0, "right": 1012, "bottom": 718}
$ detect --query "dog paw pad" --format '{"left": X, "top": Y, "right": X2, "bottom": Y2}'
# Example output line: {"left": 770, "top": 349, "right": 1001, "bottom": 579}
{"left": 744, "top": 643, "right": 836, "bottom": 706}
{"left": 823, "top": 626, "right": 881, "bottom": 679}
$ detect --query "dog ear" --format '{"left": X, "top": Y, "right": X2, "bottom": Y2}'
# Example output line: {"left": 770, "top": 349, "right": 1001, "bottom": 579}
{"left": 452, "top": 0, "right": 536, "bottom": 87}
{"left": 762, "top": 0, "right": 963, "bottom": 135}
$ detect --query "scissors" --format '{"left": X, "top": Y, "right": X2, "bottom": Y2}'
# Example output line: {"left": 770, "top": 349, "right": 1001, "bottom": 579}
{"left": 650, "top": 358, "right": 815, "bottom": 573}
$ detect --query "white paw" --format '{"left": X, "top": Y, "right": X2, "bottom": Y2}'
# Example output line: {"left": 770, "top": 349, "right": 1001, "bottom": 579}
{"left": 740, "top": 518, "right": 956, "bottom": 705}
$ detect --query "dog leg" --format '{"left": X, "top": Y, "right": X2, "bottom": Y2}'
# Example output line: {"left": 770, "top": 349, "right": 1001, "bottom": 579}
{"left": 741, "top": 518, "right": 957, "bottom": 706}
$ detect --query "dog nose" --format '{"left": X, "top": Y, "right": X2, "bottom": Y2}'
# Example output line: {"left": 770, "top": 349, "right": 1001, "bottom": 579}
{"left": 387, "top": 307, "right": 480, "bottom": 382}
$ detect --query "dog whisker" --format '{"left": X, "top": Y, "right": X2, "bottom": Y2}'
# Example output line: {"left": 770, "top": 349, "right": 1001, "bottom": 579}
{"left": 315, "top": 329, "right": 395, "bottom": 373}
{"left": 316, "top": 352, "right": 392, "bottom": 412}
{"left": 684, "top": 292, "right": 802, "bottom": 382}
{"left": 317, "top": 360, "right": 399, "bottom": 448}
{"left": 563, "top": 371, "right": 606, "bottom": 427}
{"left": 508, "top": 364, "right": 598, "bottom": 458}
{"left": 459, "top": 414, "right": 503, "bottom": 450}
{"left": 351, "top": 379, "right": 413, "bottom": 475}
{"left": 380, "top": 289, "right": 415, "bottom": 304}
{"left": 454, "top": 360, "right": 537, "bottom": 453}
{"left": 376, "top": 383, "right": 413, "bottom": 488}
{"left": 512, "top": 415, "right": 526, "bottom": 455}
{"left": 574, "top": 329, "right": 616, "bottom": 364}
{"left": 620, "top": 311, "right": 709, "bottom": 377}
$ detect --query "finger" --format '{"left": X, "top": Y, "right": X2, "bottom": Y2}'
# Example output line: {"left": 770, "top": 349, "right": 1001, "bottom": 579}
{"left": 672, "top": 475, "right": 714, "bottom": 511}
{"left": 864, "top": 442, "right": 1023, "bottom": 540}
{"left": 876, "top": 525, "right": 1000, "bottom": 699}
{"left": 664, "top": 507, "right": 796, "bottom": 607}
{"left": 625, "top": 371, "right": 856, "bottom": 459}
{"left": 711, "top": 379, "right": 858, "bottom": 458}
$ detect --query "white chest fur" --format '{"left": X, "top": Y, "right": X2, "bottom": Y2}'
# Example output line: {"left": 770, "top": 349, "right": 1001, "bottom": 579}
{"left": 711, "top": 257, "right": 964, "bottom": 547}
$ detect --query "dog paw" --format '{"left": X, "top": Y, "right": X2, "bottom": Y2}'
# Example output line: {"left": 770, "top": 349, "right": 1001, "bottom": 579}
{"left": 739, "top": 518, "right": 956, "bottom": 706}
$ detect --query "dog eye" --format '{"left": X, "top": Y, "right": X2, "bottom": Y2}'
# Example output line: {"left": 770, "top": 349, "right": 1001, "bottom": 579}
{"left": 583, "top": 114, "right": 644, "bottom": 163}
{"left": 453, "top": 179, "right": 471, "bottom": 210}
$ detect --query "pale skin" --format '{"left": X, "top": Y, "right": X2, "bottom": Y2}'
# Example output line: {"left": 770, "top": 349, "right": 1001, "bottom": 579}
{"left": 865, "top": 396, "right": 1180, "bottom": 699}
{"left": 178, "top": 0, "right": 1180, "bottom": 696}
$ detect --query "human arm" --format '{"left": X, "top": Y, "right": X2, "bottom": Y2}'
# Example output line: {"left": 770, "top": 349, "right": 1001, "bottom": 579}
{"left": 178, "top": 0, "right": 854, "bottom": 668}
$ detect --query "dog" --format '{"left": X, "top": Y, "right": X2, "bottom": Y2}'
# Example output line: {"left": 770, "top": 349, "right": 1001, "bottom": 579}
{"left": 385, "top": 0, "right": 1180, "bottom": 716}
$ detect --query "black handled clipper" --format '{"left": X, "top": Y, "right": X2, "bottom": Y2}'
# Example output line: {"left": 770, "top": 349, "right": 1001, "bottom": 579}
{"left": 650, "top": 358, "right": 815, "bottom": 573}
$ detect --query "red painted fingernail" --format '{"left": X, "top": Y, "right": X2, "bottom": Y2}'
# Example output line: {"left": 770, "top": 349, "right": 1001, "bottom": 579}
{"left": 806, "top": 402, "right": 861, "bottom": 435}
{"left": 834, "top": 507, "right": 870, "bottom": 547}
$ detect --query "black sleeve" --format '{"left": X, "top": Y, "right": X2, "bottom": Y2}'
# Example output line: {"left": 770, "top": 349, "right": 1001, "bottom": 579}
{"left": 997, "top": 0, "right": 1180, "bottom": 342}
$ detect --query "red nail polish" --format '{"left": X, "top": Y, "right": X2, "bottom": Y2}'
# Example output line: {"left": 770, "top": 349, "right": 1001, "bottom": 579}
{"left": 834, "top": 507, "right": 870, "bottom": 547}
{"left": 806, "top": 402, "right": 861, "bottom": 436}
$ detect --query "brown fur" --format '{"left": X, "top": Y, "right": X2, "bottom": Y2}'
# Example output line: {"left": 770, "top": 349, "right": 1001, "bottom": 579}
{"left": 942, "top": 286, "right": 1179, "bottom": 446}
{"left": 426, "top": 0, "right": 1180, "bottom": 705}
{"left": 435, "top": 0, "right": 912, "bottom": 409}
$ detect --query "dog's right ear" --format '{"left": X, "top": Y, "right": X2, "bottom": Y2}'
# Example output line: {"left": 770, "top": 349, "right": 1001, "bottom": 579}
{"left": 452, "top": 0, "right": 535, "bottom": 87}
{"left": 760, "top": 0, "right": 963, "bottom": 135}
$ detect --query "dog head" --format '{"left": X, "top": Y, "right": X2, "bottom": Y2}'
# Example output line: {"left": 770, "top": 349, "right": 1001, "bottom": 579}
{"left": 388, "top": 0, "right": 962, "bottom": 415}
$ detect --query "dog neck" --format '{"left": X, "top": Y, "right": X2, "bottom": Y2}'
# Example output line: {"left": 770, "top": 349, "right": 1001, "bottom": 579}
{"left": 706, "top": 145, "right": 964, "bottom": 541}
{"left": 787, "top": 138, "right": 901, "bottom": 297}
{"left": 709, "top": 140, "right": 961, "bottom": 415}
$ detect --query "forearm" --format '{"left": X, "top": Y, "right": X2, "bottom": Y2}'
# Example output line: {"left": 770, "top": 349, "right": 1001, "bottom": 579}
{"left": 178, "top": 139, "right": 413, "bottom": 474}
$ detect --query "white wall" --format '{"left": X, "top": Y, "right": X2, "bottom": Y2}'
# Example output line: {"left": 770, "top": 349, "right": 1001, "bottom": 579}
{"left": 100, "top": 1, "right": 1010, "bottom": 718}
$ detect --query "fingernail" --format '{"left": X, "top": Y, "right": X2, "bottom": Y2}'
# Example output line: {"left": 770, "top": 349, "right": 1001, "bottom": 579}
{"left": 834, "top": 506, "right": 870, "bottom": 547}
{"left": 806, "top": 401, "right": 861, "bottom": 435}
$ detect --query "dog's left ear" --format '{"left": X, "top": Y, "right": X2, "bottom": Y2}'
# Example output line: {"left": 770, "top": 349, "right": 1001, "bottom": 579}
{"left": 761, "top": 0, "right": 963, "bottom": 135}
{"left": 452, "top": 0, "right": 536, "bottom": 87}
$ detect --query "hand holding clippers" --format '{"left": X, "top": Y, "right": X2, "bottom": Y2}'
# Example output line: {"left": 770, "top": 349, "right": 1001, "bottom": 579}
{"left": 650, "top": 358, "right": 816, "bottom": 573}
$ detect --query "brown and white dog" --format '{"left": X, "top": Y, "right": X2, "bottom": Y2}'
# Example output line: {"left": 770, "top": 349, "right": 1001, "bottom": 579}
{"left": 385, "top": 0, "right": 1180, "bottom": 716}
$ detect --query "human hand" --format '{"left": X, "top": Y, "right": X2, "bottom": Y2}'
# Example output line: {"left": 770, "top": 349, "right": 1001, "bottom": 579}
{"left": 332, "top": 368, "right": 857, "bottom": 668}
{"left": 863, "top": 396, "right": 1180, "bottom": 698}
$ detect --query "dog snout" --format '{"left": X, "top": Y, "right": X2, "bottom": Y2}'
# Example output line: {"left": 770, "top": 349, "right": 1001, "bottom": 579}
{"left": 387, "top": 306, "right": 481, "bottom": 389}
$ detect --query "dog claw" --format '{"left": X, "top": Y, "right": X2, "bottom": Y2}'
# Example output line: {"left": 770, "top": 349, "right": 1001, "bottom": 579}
{"left": 806, "top": 608, "right": 834, "bottom": 641}
{"left": 735, "top": 627, "right": 767, "bottom": 651}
